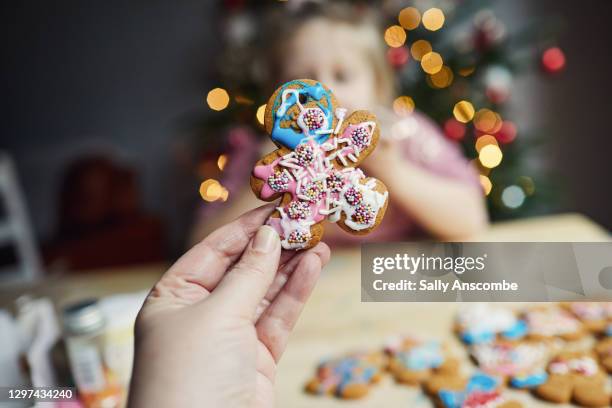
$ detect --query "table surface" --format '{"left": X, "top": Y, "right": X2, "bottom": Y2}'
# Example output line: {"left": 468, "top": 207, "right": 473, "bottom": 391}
{"left": 1, "top": 213, "right": 609, "bottom": 407}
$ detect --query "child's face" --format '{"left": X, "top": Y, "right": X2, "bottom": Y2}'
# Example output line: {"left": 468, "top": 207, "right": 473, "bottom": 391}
{"left": 282, "top": 18, "right": 379, "bottom": 113}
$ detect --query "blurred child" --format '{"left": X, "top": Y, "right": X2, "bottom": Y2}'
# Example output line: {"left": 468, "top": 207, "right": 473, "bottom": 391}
{"left": 191, "top": 2, "right": 487, "bottom": 246}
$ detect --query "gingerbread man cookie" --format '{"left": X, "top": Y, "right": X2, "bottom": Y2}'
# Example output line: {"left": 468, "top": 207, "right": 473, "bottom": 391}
{"left": 522, "top": 306, "right": 585, "bottom": 342}
{"left": 594, "top": 335, "right": 612, "bottom": 374}
{"left": 384, "top": 335, "right": 459, "bottom": 385}
{"left": 535, "top": 351, "right": 610, "bottom": 406}
{"left": 424, "top": 372, "right": 524, "bottom": 408}
{"left": 251, "top": 79, "right": 389, "bottom": 250}
{"left": 470, "top": 339, "right": 550, "bottom": 389}
{"left": 304, "top": 351, "right": 385, "bottom": 399}
{"left": 455, "top": 304, "right": 527, "bottom": 345}
{"left": 563, "top": 302, "right": 612, "bottom": 334}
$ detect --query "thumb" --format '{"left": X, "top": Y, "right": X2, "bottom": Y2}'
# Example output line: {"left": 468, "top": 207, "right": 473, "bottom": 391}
{"left": 207, "top": 225, "right": 281, "bottom": 319}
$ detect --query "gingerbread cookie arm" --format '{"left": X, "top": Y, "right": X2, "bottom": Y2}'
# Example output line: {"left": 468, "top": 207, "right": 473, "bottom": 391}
{"left": 250, "top": 148, "right": 291, "bottom": 201}
{"left": 325, "top": 110, "right": 380, "bottom": 169}
{"left": 335, "top": 177, "right": 388, "bottom": 236}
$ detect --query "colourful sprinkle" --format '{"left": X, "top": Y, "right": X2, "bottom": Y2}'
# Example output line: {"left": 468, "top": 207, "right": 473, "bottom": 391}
{"left": 295, "top": 143, "right": 315, "bottom": 167}
{"left": 351, "top": 126, "right": 371, "bottom": 150}
{"left": 267, "top": 170, "right": 291, "bottom": 192}
{"left": 352, "top": 203, "right": 375, "bottom": 225}
{"left": 303, "top": 180, "right": 325, "bottom": 202}
{"left": 302, "top": 108, "right": 326, "bottom": 131}
{"left": 326, "top": 173, "right": 345, "bottom": 193}
{"left": 287, "top": 200, "right": 311, "bottom": 220}
{"left": 287, "top": 229, "right": 311, "bottom": 244}
{"left": 344, "top": 187, "right": 363, "bottom": 205}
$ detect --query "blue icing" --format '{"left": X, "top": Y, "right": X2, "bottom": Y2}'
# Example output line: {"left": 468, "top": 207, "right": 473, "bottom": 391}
{"left": 333, "top": 358, "right": 376, "bottom": 395}
{"left": 510, "top": 371, "right": 548, "bottom": 388}
{"left": 439, "top": 390, "right": 465, "bottom": 408}
{"left": 438, "top": 373, "right": 498, "bottom": 408}
{"left": 271, "top": 80, "right": 334, "bottom": 149}
{"left": 466, "top": 373, "right": 499, "bottom": 393}
{"left": 461, "top": 330, "right": 495, "bottom": 345}
{"left": 606, "top": 323, "right": 612, "bottom": 337}
{"left": 502, "top": 320, "right": 527, "bottom": 340}
{"left": 399, "top": 341, "right": 443, "bottom": 370}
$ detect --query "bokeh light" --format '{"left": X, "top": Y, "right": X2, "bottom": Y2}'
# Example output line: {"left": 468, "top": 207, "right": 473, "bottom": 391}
{"left": 384, "top": 25, "right": 407, "bottom": 48}
{"left": 217, "top": 154, "right": 228, "bottom": 171}
{"left": 501, "top": 185, "right": 526, "bottom": 209}
{"left": 542, "top": 47, "right": 566, "bottom": 74}
{"left": 474, "top": 108, "right": 502, "bottom": 133}
{"left": 206, "top": 88, "right": 230, "bottom": 111}
{"left": 256, "top": 104, "right": 266, "bottom": 125}
{"left": 458, "top": 66, "right": 476, "bottom": 77}
{"left": 387, "top": 46, "right": 410, "bottom": 68}
{"left": 410, "top": 40, "right": 432, "bottom": 61}
{"left": 453, "top": 100, "right": 475, "bottom": 123}
{"left": 398, "top": 7, "right": 421, "bottom": 30}
{"left": 495, "top": 121, "right": 517, "bottom": 144}
{"left": 443, "top": 118, "right": 466, "bottom": 141}
{"left": 429, "top": 66, "right": 454, "bottom": 88}
{"left": 421, "top": 52, "right": 443, "bottom": 74}
{"left": 475, "top": 134, "right": 498, "bottom": 153}
{"left": 200, "top": 179, "right": 229, "bottom": 202}
{"left": 518, "top": 176, "right": 535, "bottom": 196}
{"left": 479, "top": 144, "right": 503, "bottom": 168}
{"left": 422, "top": 8, "right": 445, "bottom": 31}
{"left": 479, "top": 175, "right": 493, "bottom": 195}
{"left": 393, "top": 96, "right": 415, "bottom": 116}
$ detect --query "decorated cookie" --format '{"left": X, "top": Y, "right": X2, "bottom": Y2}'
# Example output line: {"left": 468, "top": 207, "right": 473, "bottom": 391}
{"left": 522, "top": 306, "right": 585, "bottom": 341}
{"left": 470, "top": 339, "right": 550, "bottom": 389}
{"left": 455, "top": 304, "right": 527, "bottom": 345}
{"left": 384, "top": 335, "right": 459, "bottom": 385}
{"left": 563, "top": 302, "right": 612, "bottom": 334}
{"left": 424, "top": 372, "right": 523, "bottom": 408}
{"left": 535, "top": 351, "right": 610, "bottom": 406}
{"left": 251, "top": 79, "right": 389, "bottom": 250}
{"left": 304, "top": 351, "right": 385, "bottom": 399}
{"left": 594, "top": 336, "right": 612, "bottom": 374}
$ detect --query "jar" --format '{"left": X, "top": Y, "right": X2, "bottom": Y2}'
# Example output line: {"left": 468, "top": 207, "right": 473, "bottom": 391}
{"left": 63, "top": 299, "right": 123, "bottom": 408}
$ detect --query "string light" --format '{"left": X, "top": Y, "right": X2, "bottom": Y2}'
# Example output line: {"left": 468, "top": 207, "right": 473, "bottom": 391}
{"left": 479, "top": 144, "right": 503, "bottom": 168}
{"left": 398, "top": 7, "right": 421, "bottom": 30}
{"left": 474, "top": 109, "right": 502, "bottom": 133}
{"left": 200, "top": 179, "right": 229, "bottom": 202}
{"left": 217, "top": 154, "right": 228, "bottom": 171}
{"left": 429, "top": 66, "right": 454, "bottom": 88}
{"left": 384, "top": 25, "right": 407, "bottom": 48}
{"left": 501, "top": 185, "right": 525, "bottom": 209}
{"left": 393, "top": 96, "right": 415, "bottom": 116}
{"left": 479, "top": 175, "right": 493, "bottom": 195}
{"left": 410, "top": 40, "right": 432, "bottom": 61}
{"left": 453, "top": 100, "right": 475, "bottom": 123}
{"left": 256, "top": 104, "right": 266, "bottom": 125}
{"left": 421, "top": 52, "right": 443, "bottom": 74}
{"left": 518, "top": 176, "right": 535, "bottom": 196}
{"left": 422, "top": 8, "right": 445, "bottom": 31}
{"left": 206, "top": 88, "right": 230, "bottom": 111}
{"left": 475, "top": 135, "right": 498, "bottom": 153}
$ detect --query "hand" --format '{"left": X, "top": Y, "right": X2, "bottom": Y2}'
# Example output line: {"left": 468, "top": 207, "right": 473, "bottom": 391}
{"left": 128, "top": 204, "right": 330, "bottom": 408}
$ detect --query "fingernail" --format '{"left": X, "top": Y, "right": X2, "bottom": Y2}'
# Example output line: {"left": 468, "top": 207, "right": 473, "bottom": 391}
{"left": 253, "top": 226, "right": 278, "bottom": 251}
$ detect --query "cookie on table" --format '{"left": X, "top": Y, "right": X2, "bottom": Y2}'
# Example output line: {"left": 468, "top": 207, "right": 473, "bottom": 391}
{"left": 250, "top": 79, "right": 389, "bottom": 250}
{"left": 522, "top": 306, "right": 585, "bottom": 342}
{"left": 562, "top": 302, "right": 612, "bottom": 334}
{"left": 455, "top": 304, "right": 527, "bottom": 345}
{"left": 534, "top": 351, "right": 610, "bottom": 407}
{"left": 384, "top": 335, "right": 459, "bottom": 385}
{"left": 594, "top": 335, "right": 612, "bottom": 374}
{"left": 304, "top": 351, "right": 385, "bottom": 399}
{"left": 470, "top": 339, "right": 550, "bottom": 389}
{"left": 424, "top": 372, "right": 524, "bottom": 408}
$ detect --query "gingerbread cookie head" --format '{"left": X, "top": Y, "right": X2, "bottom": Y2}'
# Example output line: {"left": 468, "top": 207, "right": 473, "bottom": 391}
{"left": 251, "top": 79, "right": 389, "bottom": 250}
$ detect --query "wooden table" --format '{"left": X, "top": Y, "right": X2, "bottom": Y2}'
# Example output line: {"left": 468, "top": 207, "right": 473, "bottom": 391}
{"left": 0, "top": 213, "right": 609, "bottom": 407}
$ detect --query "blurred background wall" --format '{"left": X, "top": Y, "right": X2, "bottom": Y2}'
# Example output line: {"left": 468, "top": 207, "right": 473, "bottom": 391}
{"left": 1, "top": 0, "right": 610, "bottom": 263}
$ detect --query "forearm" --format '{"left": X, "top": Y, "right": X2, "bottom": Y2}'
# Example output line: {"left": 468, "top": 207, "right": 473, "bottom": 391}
{"left": 383, "top": 161, "right": 488, "bottom": 240}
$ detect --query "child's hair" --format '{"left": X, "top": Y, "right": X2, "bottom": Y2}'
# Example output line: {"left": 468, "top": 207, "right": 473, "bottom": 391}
{"left": 259, "top": 1, "right": 396, "bottom": 105}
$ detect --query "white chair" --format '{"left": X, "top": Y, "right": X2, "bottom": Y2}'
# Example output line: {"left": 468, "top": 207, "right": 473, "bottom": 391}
{"left": 0, "top": 152, "right": 43, "bottom": 283}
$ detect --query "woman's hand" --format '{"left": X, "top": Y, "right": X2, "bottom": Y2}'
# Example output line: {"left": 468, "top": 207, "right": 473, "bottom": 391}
{"left": 128, "top": 204, "right": 330, "bottom": 408}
